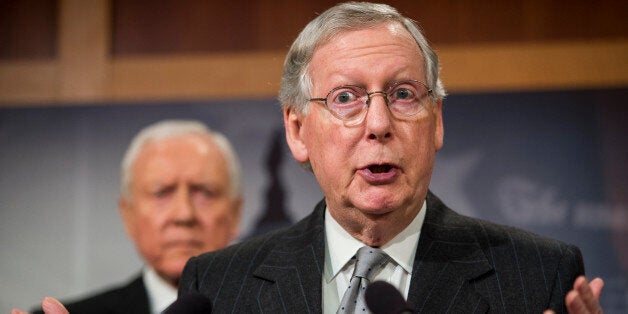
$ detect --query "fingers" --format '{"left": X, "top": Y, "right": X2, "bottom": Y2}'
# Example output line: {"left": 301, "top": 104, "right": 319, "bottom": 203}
{"left": 565, "top": 289, "right": 587, "bottom": 313}
{"left": 10, "top": 297, "right": 69, "bottom": 314}
{"left": 589, "top": 277, "right": 604, "bottom": 298}
{"left": 565, "top": 276, "right": 603, "bottom": 314}
{"left": 41, "top": 297, "right": 69, "bottom": 314}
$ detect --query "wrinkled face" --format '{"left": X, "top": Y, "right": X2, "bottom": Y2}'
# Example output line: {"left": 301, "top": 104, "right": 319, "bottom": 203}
{"left": 120, "top": 134, "right": 241, "bottom": 286}
{"left": 285, "top": 22, "right": 443, "bottom": 228}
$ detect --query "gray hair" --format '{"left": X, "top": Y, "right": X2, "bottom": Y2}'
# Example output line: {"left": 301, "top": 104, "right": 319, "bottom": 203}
{"left": 278, "top": 1, "right": 446, "bottom": 113}
{"left": 120, "top": 120, "right": 242, "bottom": 201}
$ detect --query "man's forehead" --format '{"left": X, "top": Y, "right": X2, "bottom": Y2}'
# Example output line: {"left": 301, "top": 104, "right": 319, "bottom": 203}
{"left": 312, "top": 24, "right": 419, "bottom": 65}
{"left": 308, "top": 24, "right": 424, "bottom": 82}
{"left": 317, "top": 21, "right": 412, "bottom": 49}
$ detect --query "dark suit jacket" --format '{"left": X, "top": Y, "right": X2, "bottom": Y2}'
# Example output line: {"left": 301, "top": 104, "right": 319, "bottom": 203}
{"left": 180, "top": 192, "right": 584, "bottom": 313}
{"left": 33, "top": 274, "right": 150, "bottom": 314}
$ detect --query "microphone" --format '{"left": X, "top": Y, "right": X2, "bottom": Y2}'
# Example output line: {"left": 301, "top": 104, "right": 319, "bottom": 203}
{"left": 162, "top": 292, "right": 212, "bottom": 314}
{"left": 365, "top": 281, "right": 413, "bottom": 314}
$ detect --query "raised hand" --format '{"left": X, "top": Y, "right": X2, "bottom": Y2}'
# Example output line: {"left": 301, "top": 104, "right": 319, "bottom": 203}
{"left": 544, "top": 276, "right": 604, "bottom": 314}
{"left": 11, "top": 297, "right": 69, "bottom": 314}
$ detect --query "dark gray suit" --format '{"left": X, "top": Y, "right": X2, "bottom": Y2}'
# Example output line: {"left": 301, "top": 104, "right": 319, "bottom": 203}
{"left": 32, "top": 274, "right": 150, "bottom": 314}
{"left": 180, "top": 192, "right": 584, "bottom": 313}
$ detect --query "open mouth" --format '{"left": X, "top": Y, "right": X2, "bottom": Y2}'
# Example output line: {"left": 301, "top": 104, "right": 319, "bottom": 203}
{"left": 368, "top": 164, "right": 393, "bottom": 173}
{"left": 360, "top": 163, "right": 398, "bottom": 183}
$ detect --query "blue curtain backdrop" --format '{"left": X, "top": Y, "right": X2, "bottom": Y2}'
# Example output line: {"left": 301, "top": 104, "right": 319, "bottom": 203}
{"left": 1, "top": 88, "right": 626, "bottom": 312}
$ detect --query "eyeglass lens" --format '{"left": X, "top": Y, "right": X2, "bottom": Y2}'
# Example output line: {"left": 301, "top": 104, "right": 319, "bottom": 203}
{"left": 325, "top": 80, "right": 429, "bottom": 124}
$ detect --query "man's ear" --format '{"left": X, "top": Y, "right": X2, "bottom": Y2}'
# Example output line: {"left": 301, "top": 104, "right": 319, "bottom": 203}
{"left": 229, "top": 197, "right": 243, "bottom": 241}
{"left": 283, "top": 107, "right": 309, "bottom": 163}
{"left": 433, "top": 98, "right": 444, "bottom": 152}
{"left": 118, "top": 197, "right": 136, "bottom": 240}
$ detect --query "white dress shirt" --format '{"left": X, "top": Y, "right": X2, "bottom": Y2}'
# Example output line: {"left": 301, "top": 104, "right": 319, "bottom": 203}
{"left": 143, "top": 266, "right": 178, "bottom": 314}
{"left": 322, "top": 201, "right": 426, "bottom": 314}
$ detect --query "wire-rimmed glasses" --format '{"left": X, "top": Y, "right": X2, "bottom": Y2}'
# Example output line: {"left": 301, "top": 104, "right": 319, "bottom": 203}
{"left": 308, "top": 80, "right": 433, "bottom": 126}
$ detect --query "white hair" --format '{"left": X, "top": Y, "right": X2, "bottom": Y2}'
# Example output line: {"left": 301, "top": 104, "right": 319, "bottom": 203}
{"left": 278, "top": 1, "right": 447, "bottom": 114}
{"left": 120, "top": 119, "right": 242, "bottom": 201}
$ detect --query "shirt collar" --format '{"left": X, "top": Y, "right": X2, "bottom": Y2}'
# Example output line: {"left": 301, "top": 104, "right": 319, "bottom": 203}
{"left": 143, "top": 266, "right": 178, "bottom": 314}
{"left": 324, "top": 200, "right": 426, "bottom": 282}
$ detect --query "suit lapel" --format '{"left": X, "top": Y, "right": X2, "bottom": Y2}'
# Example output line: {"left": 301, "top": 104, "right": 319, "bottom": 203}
{"left": 117, "top": 274, "right": 151, "bottom": 314}
{"left": 247, "top": 193, "right": 494, "bottom": 313}
{"left": 407, "top": 192, "right": 493, "bottom": 313}
{"left": 252, "top": 200, "right": 326, "bottom": 313}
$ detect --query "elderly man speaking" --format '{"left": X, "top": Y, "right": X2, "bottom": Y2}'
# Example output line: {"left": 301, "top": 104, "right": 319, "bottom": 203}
{"left": 178, "top": 2, "right": 603, "bottom": 313}
{"left": 177, "top": 3, "right": 605, "bottom": 313}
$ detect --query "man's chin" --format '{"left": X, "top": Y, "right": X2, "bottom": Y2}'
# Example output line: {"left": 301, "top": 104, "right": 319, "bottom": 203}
{"left": 155, "top": 265, "right": 185, "bottom": 287}
{"left": 351, "top": 192, "right": 403, "bottom": 214}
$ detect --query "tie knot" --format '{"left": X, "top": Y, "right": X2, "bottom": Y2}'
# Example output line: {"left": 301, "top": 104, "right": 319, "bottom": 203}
{"left": 352, "top": 246, "right": 389, "bottom": 280}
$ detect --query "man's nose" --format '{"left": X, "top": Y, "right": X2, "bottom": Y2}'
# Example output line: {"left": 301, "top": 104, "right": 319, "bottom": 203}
{"left": 172, "top": 188, "right": 196, "bottom": 225}
{"left": 364, "top": 93, "right": 393, "bottom": 140}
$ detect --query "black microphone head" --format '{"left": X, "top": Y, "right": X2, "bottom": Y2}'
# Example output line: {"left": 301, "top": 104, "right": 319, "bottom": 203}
{"left": 365, "top": 281, "right": 413, "bottom": 314}
{"left": 163, "top": 292, "right": 212, "bottom": 314}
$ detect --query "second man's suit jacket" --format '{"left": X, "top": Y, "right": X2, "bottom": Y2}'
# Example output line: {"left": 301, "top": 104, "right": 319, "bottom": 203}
{"left": 180, "top": 191, "right": 584, "bottom": 313}
{"left": 33, "top": 274, "right": 150, "bottom": 314}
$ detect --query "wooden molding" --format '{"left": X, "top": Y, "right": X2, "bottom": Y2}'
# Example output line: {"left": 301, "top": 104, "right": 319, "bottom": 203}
{"left": 438, "top": 40, "right": 628, "bottom": 93}
{"left": 1, "top": 40, "right": 627, "bottom": 107}
{"left": 108, "top": 51, "right": 285, "bottom": 101}
{"left": 58, "top": 0, "right": 110, "bottom": 100}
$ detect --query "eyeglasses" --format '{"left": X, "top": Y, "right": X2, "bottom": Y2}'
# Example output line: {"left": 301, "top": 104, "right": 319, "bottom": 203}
{"left": 308, "top": 80, "right": 433, "bottom": 126}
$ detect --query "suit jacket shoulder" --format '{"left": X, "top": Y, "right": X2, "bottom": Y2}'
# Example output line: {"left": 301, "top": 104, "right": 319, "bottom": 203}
{"left": 33, "top": 274, "right": 150, "bottom": 314}
{"left": 410, "top": 192, "right": 584, "bottom": 313}
{"left": 180, "top": 200, "right": 327, "bottom": 313}
{"left": 180, "top": 193, "right": 585, "bottom": 313}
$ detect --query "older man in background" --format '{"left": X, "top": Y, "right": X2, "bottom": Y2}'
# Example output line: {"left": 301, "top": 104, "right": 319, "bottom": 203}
{"left": 26, "top": 120, "right": 242, "bottom": 314}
